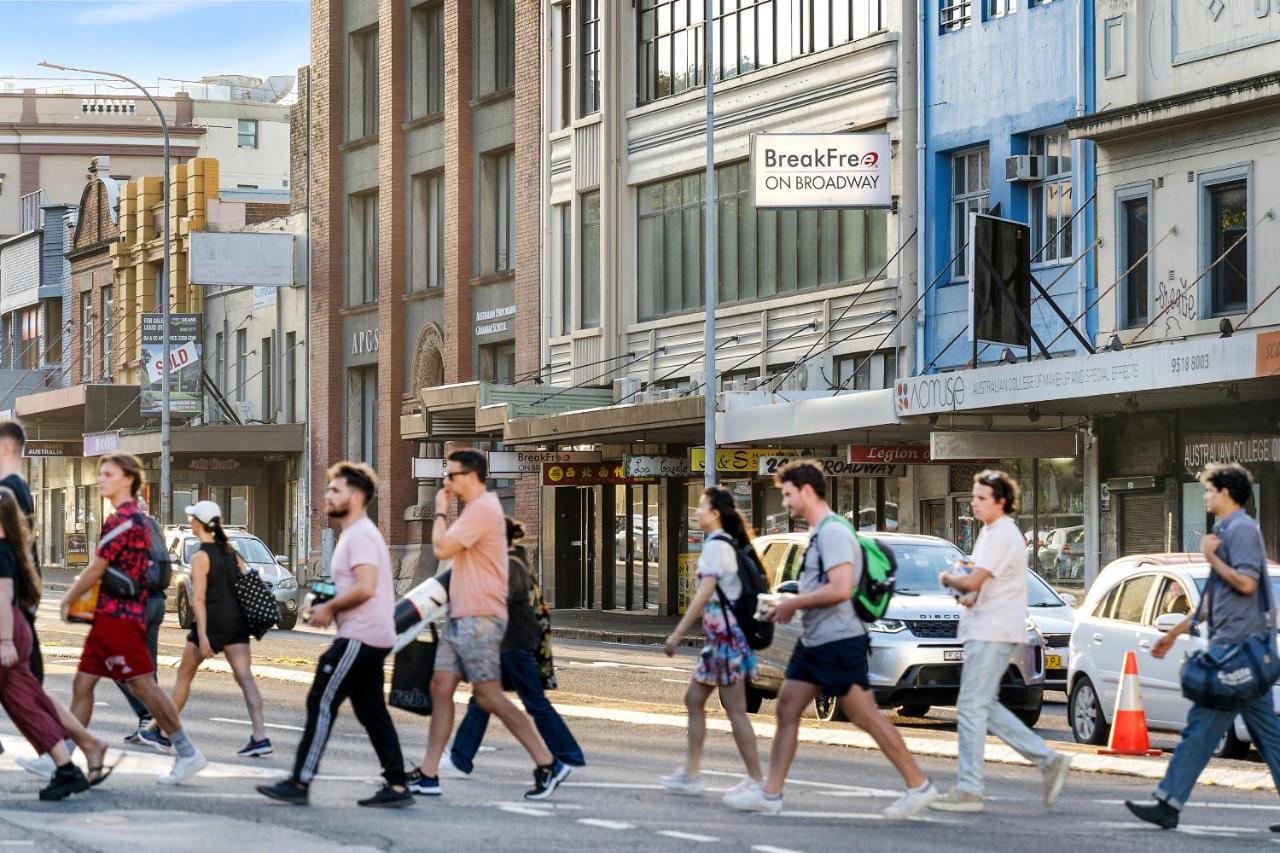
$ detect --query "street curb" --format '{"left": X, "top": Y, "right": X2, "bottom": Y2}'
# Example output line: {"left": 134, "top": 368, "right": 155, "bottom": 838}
{"left": 552, "top": 628, "right": 702, "bottom": 648}
{"left": 36, "top": 645, "right": 1275, "bottom": 795}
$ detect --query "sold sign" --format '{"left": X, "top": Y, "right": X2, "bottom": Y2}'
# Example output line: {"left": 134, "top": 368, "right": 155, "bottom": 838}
{"left": 145, "top": 340, "right": 199, "bottom": 384}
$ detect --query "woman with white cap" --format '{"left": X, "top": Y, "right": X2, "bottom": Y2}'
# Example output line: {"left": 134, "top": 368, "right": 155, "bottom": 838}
{"left": 164, "top": 500, "right": 270, "bottom": 758}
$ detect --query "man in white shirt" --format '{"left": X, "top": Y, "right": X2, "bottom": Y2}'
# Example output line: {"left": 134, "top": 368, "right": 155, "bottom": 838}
{"left": 931, "top": 469, "right": 1070, "bottom": 813}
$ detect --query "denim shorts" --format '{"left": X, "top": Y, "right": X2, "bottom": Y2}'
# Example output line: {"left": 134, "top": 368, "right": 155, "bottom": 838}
{"left": 785, "top": 634, "right": 871, "bottom": 697}
{"left": 435, "top": 616, "right": 507, "bottom": 684}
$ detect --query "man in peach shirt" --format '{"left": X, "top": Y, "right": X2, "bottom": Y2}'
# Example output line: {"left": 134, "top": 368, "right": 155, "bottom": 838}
{"left": 409, "top": 450, "right": 568, "bottom": 801}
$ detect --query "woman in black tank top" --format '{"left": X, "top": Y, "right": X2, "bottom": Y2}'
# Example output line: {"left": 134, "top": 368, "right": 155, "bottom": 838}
{"left": 162, "top": 501, "right": 272, "bottom": 758}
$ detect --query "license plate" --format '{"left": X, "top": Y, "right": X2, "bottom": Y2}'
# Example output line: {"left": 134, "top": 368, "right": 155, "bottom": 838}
{"left": 1046, "top": 654, "right": 1063, "bottom": 669}
{"left": 943, "top": 650, "right": 965, "bottom": 662}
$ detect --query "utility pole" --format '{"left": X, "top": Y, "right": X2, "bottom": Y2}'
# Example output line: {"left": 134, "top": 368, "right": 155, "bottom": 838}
{"left": 702, "top": 0, "right": 717, "bottom": 490}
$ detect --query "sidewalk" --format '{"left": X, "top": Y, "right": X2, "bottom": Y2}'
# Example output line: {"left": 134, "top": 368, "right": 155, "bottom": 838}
{"left": 551, "top": 609, "right": 702, "bottom": 648}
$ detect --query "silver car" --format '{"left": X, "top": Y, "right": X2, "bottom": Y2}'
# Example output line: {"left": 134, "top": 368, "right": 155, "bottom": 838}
{"left": 750, "top": 532, "right": 1045, "bottom": 724}
{"left": 164, "top": 526, "right": 303, "bottom": 631}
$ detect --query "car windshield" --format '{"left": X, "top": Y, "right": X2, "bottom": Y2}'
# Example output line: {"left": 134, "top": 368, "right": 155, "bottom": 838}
{"left": 229, "top": 536, "right": 274, "bottom": 563}
{"left": 1026, "top": 571, "right": 1066, "bottom": 607}
{"left": 891, "top": 542, "right": 966, "bottom": 594}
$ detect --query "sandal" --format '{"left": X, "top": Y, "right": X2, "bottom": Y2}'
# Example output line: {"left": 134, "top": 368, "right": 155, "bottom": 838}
{"left": 88, "top": 755, "right": 123, "bottom": 787}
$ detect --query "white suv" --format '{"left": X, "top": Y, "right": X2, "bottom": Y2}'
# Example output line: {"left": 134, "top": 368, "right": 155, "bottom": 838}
{"left": 1067, "top": 552, "right": 1280, "bottom": 758}
{"left": 751, "top": 532, "right": 1047, "bottom": 724}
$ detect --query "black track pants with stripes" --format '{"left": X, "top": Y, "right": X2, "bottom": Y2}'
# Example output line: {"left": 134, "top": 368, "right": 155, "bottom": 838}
{"left": 292, "top": 638, "right": 406, "bottom": 786}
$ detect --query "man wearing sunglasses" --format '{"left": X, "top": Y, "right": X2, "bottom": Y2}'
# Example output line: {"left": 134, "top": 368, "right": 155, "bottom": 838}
{"left": 408, "top": 449, "right": 568, "bottom": 801}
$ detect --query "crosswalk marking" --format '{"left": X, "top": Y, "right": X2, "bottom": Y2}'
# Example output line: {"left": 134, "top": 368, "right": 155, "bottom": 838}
{"left": 658, "top": 830, "right": 719, "bottom": 842}
{"left": 576, "top": 818, "right": 634, "bottom": 830}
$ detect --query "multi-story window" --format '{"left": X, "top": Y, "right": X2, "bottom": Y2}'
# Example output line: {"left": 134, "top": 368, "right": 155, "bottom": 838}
{"left": 215, "top": 331, "right": 226, "bottom": 395}
{"left": 410, "top": 1, "right": 444, "bottom": 117}
{"left": 580, "top": 191, "right": 601, "bottom": 328}
{"left": 81, "top": 298, "right": 93, "bottom": 382}
{"left": 285, "top": 331, "right": 298, "bottom": 423}
{"left": 579, "top": 0, "right": 600, "bottom": 115}
{"left": 261, "top": 335, "right": 274, "bottom": 419}
{"left": 557, "top": 203, "right": 573, "bottom": 334}
{"left": 950, "top": 147, "right": 990, "bottom": 279}
{"left": 987, "top": 0, "right": 1014, "bottom": 17}
{"left": 637, "top": 0, "right": 886, "bottom": 104}
{"left": 101, "top": 286, "right": 114, "bottom": 378}
{"left": 1118, "top": 192, "right": 1150, "bottom": 328}
{"left": 349, "top": 365, "right": 378, "bottom": 463}
{"left": 557, "top": 2, "right": 573, "bottom": 128}
{"left": 479, "top": 341, "right": 516, "bottom": 384}
{"left": 835, "top": 349, "right": 896, "bottom": 390}
{"left": 1207, "top": 179, "right": 1248, "bottom": 316}
{"left": 410, "top": 172, "right": 444, "bottom": 291}
{"left": 237, "top": 119, "right": 259, "bottom": 149}
{"left": 480, "top": 150, "right": 515, "bottom": 275}
{"left": 941, "top": 0, "right": 972, "bottom": 31}
{"left": 475, "top": 0, "right": 515, "bottom": 96}
{"left": 349, "top": 27, "right": 379, "bottom": 139}
{"left": 637, "top": 161, "right": 887, "bottom": 320}
{"left": 1030, "top": 130, "right": 1072, "bottom": 264}
{"left": 234, "top": 329, "right": 248, "bottom": 403}
{"left": 349, "top": 192, "right": 379, "bottom": 305}
{"left": 17, "top": 308, "right": 39, "bottom": 370}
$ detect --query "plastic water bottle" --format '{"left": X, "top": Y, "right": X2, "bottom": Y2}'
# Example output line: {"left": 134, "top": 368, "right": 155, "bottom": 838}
{"left": 951, "top": 558, "right": 978, "bottom": 607}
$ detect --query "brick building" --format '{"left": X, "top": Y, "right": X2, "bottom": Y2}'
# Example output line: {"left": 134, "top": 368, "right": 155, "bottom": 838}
{"left": 309, "top": 0, "right": 543, "bottom": 585}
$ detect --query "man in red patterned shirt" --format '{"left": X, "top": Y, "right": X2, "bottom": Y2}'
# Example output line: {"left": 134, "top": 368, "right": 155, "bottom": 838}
{"left": 60, "top": 453, "right": 207, "bottom": 785}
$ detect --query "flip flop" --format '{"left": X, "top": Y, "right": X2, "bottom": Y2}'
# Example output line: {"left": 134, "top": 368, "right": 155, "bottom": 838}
{"left": 88, "top": 755, "right": 123, "bottom": 787}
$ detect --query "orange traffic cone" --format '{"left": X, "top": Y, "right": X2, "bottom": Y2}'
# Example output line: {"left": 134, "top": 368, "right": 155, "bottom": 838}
{"left": 1098, "top": 651, "right": 1162, "bottom": 756}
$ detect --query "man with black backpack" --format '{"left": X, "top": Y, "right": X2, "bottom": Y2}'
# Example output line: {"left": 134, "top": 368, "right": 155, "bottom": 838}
{"left": 725, "top": 460, "right": 938, "bottom": 817}
{"left": 117, "top": 495, "right": 174, "bottom": 752}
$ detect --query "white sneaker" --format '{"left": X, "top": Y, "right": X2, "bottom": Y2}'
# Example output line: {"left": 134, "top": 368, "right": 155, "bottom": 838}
{"left": 658, "top": 768, "right": 705, "bottom": 795}
{"left": 722, "top": 778, "right": 760, "bottom": 804}
{"left": 16, "top": 754, "right": 55, "bottom": 779}
{"left": 926, "top": 786, "right": 984, "bottom": 814}
{"left": 1043, "top": 752, "right": 1071, "bottom": 807}
{"left": 439, "top": 753, "right": 469, "bottom": 780}
{"left": 723, "top": 785, "right": 782, "bottom": 814}
{"left": 158, "top": 749, "right": 208, "bottom": 785}
{"left": 884, "top": 781, "right": 941, "bottom": 818}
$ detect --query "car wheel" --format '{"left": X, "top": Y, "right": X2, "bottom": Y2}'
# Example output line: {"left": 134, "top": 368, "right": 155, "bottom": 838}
{"left": 897, "top": 704, "right": 930, "bottom": 718}
{"left": 1013, "top": 706, "right": 1042, "bottom": 728}
{"left": 1068, "top": 676, "right": 1110, "bottom": 745}
{"left": 745, "top": 687, "right": 765, "bottom": 714}
{"left": 277, "top": 608, "right": 298, "bottom": 631}
{"left": 1215, "top": 725, "right": 1250, "bottom": 760}
{"left": 177, "top": 589, "right": 193, "bottom": 630}
{"left": 813, "top": 693, "right": 847, "bottom": 722}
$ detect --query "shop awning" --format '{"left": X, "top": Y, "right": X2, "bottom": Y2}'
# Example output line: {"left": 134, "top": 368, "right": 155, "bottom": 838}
{"left": 116, "top": 423, "right": 305, "bottom": 456}
{"left": 14, "top": 383, "right": 144, "bottom": 437}
{"left": 720, "top": 388, "right": 916, "bottom": 445}
{"left": 504, "top": 394, "right": 709, "bottom": 446}
{"left": 404, "top": 382, "right": 614, "bottom": 441}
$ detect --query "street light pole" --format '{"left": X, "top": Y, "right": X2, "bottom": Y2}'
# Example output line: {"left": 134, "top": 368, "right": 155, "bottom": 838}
{"left": 702, "top": 0, "right": 717, "bottom": 490}
{"left": 41, "top": 61, "right": 172, "bottom": 524}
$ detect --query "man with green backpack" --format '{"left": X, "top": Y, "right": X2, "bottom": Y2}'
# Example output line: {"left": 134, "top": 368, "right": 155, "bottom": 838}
{"left": 724, "top": 460, "right": 939, "bottom": 818}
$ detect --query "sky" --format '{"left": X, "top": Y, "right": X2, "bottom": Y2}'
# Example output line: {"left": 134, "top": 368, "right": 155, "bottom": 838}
{"left": 0, "top": 0, "right": 310, "bottom": 97}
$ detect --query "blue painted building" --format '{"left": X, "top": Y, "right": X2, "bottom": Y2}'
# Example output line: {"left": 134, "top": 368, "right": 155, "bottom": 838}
{"left": 919, "top": 0, "right": 1095, "bottom": 372}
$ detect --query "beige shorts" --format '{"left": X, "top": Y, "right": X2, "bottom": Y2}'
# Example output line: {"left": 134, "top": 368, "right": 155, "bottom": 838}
{"left": 434, "top": 616, "right": 507, "bottom": 684}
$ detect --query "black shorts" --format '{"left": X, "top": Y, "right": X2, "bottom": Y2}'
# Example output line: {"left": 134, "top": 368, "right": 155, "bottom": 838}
{"left": 785, "top": 635, "right": 871, "bottom": 697}
{"left": 187, "top": 627, "right": 250, "bottom": 654}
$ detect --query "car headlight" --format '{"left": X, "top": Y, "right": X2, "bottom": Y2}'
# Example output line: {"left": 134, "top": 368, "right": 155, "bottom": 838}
{"left": 277, "top": 577, "right": 298, "bottom": 591}
{"left": 868, "top": 619, "right": 907, "bottom": 634}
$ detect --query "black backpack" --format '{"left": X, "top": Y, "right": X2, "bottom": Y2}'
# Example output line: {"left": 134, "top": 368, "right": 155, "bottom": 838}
{"left": 143, "top": 516, "right": 173, "bottom": 594}
{"left": 709, "top": 532, "right": 774, "bottom": 651}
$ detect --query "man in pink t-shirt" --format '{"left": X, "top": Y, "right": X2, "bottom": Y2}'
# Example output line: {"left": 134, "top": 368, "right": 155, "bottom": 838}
{"left": 257, "top": 461, "right": 411, "bottom": 809}
{"left": 409, "top": 449, "right": 568, "bottom": 801}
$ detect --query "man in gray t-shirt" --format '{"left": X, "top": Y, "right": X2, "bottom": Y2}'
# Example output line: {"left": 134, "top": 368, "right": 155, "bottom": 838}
{"left": 798, "top": 517, "right": 864, "bottom": 646}
{"left": 725, "top": 461, "right": 938, "bottom": 819}
{"left": 1128, "top": 463, "right": 1280, "bottom": 830}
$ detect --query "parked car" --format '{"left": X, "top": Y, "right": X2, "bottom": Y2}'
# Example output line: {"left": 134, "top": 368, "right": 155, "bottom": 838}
{"left": 749, "top": 532, "right": 1046, "bottom": 724}
{"left": 1067, "top": 552, "right": 1280, "bottom": 758}
{"left": 1036, "top": 526, "right": 1085, "bottom": 581}
{"left": 163, "top": 526, "right": 303, "bottom": 631}
{"left": 1026, "top": 571, "right": 1076, "bottom": 692}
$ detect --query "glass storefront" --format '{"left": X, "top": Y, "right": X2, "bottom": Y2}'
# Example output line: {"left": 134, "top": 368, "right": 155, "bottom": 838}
{"left": 834, "top": 477, "right": 900, "bottom": 531}
{"left": 611, "top": 483, "right": 660, "bottom": 611}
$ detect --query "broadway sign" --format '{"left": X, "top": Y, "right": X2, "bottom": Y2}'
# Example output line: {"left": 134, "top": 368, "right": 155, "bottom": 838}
{"left": 756, "top": 456, "right": 904, "bottom": 478}
{"left": 750, "top": 133, "right": 892, "bottom": 209}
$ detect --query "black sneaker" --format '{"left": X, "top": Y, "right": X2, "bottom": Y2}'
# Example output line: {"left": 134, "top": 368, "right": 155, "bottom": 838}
{"left": 257, "top": 779, "right": 310, "bottom": 805}
{"left": 525, "top": 761, "right": 571, "bottom": 801}
{"left": 1124, "top": 799, "right": 1179, "bottom": 830}
{"left": 39, "top": 763, "right": 90, "bottom": 801}
{"left": 358, "top": 784, "right": 415, "bottom": 808}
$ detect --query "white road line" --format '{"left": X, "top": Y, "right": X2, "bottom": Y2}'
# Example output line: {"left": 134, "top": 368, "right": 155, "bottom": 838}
{"left": 661, "top": 678, "right": 688, "bottom": 684}
{"left": 657, "top": 830, "right": 719, "bottom": 842}
{"left": 1091, "top": 821, "right": 1253, "bottom": 835}
{"left": 488, "top": 801, "right": 584, "bottom": 812}
{"left": 1094, "top": 798, "right": 1280, "bottom": 812}
{"left": 563, "top": 660, "right": 690, "bottom": 675}
{"left": 700, "top": 769, "right": 897, "bottom": 798}
{"left": 562, "top": 782, "right": 665, "bottom": 790}
{"left": 211, "top": 716, "right": 306, "bottom": 732}
{"left": 577, "top": 818, "right": 634, "bottom": 831}
{"left": 752, "top": 845, "right": 808, "bottom": 853}
{"left": 496, "top": 805, "right": 553, "bottom": 818}
{"left": 776, "top": 810, "right": 958, "bottom": 824}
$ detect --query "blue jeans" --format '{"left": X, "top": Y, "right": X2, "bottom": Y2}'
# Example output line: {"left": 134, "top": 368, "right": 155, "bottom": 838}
{"left": 955, "top": 640, "right": 1058, "bottom": 796}
{"left": 1155, "top": 681, "right": 1280, "bottom": 809}
{"left": 117, "top": 593, "right": 165, "bottom": 720}
{"left": 450, "top": 648, "right": 585, "bottom": 772}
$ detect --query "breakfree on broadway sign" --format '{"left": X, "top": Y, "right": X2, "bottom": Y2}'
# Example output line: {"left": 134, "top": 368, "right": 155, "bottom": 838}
{"left": 750, "top": 133, "right": 892, "bottom": 209}
{"left": 895, "top": 333, "right": 1261, "bottom": 417}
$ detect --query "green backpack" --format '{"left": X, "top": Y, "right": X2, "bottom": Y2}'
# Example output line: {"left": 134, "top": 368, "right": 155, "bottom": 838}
{"left": 808, "top": 514, "right": 898, "bottom": 622}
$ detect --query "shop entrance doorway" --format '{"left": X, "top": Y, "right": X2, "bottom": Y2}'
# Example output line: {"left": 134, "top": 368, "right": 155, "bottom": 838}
{"left": 553, "top": 487, "right": 596, "bottom": 609}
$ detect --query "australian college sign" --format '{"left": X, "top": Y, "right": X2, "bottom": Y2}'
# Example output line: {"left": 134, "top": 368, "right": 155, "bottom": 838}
{"left": 750, "top": 134, "right": 892, "bottom": 209}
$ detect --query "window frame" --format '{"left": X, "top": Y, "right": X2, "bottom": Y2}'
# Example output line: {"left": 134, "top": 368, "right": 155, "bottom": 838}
{"left": 348, "top": 191, "right": 380, "bottom": 306}
{"left": 1115, "top": 182, "right": 1153, "bottom": 330}
{"left": 475, "top": 0, "right": 516, "bottom": 97}
{"left": 409, "top": 0, "right": 445, "bottom": 118}
{"left": 940, "top": 0, "right": 972, "bottom": 32}
{"left": 579, "top": 0, "right": 600, "bottom": 116}
{"left": 479, "top": 149, "right": 515, "bottom": 275}
{"left": 1197, "top": 164, "right": 1252, "bottom": 319}
{"left": 81, "top": 296, "right": 94, "bottom": 382}
{"left": 101, "top": 286, "right": 114, "bottom": 379}
{"left": 1028, "top": 129, "right": 1073, "bottom": 266}
{"left": 237, "top": 118, "right": 259, "bottom": 149}
{"left": 580, "top": 190, "right": 601, "bottom": 328}
{"left": 410, "top": 171, "right": 445, "bottom": 292}
{"left": 557, "top": 202, "right": 574, "bottom": 335}
{"left": 986, "top": 0, "right": 1015, "bottom": 18}
{"left": 557, "top": 1, "right": 574, "bottom": 128}
{"left": 949, "top": 147, "right": 990, "bottom": 281}
{"left": 234, "top": 328, "right": 248, "bottom": 403}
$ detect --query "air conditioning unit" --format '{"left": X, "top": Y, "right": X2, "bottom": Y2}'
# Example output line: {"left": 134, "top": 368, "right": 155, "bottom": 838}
{"left": 1005, "top": 154, "right": 1046, "bottom": 183}
{"left": 613, "top": 376, "right": 641, "bottom": 403}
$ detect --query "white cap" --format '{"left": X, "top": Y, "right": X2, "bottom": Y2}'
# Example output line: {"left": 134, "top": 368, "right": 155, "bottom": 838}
{"left": 184, "top": 499, "right": 222, "bottom": 525}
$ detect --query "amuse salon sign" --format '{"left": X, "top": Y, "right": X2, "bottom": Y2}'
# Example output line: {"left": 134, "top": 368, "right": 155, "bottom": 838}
{"left": 750, "top": 133, "right": 892, "bottom": 209}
